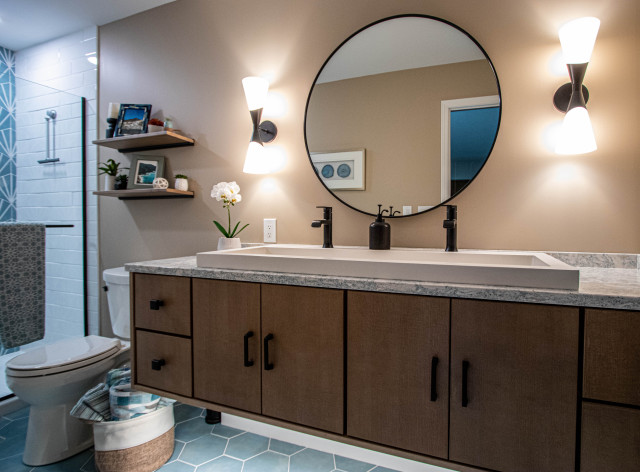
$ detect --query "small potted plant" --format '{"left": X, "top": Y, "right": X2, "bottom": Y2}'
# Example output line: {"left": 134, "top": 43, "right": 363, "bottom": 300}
{"left": 98, "top": 159, "right": 128, "bottom": 190}
{"left": 174, "top": 174, "right": 189, "bottom": 191}
{"left": 114, "top": 174, "right": 128, "bottom": 190}
{"left": 211, "top": 181, "right": 248, "bottom": 250}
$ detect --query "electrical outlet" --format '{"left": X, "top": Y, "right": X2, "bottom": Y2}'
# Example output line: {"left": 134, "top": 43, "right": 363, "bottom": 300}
{"left": 263, "top": 218, "right": 276, "bottom": 243}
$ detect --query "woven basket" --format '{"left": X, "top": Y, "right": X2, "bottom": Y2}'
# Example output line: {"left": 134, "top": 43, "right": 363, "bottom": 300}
{"left": 95, "top": 426, "right": 174, "bottom": 472}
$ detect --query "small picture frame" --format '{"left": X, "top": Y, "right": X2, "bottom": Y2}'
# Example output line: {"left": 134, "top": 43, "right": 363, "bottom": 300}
{"left": 311, "top": 150, "right": 365, "bottom": 190}
{"left": 114, "top": 104, "right": 152, "bottom": 136}
{"left": 127, "top": 155, "right": 166, "bottom": 189}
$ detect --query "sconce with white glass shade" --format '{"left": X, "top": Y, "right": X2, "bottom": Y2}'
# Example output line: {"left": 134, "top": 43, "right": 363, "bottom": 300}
{"left": 553, "top": 17, "right": 600, "bottom": 155}
{"left": 242, "top": 77, "right": 278, "bottom": 173}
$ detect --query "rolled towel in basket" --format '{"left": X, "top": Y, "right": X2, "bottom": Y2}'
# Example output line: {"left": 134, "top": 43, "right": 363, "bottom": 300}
{"left": 110, "top": 384, "right": 160, "bottom": 421}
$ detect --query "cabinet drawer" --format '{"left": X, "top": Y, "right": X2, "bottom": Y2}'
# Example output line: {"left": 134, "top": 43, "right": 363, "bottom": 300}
{"left": 584, "top": 309, "right": 640, "bottom": 406}
{"left": 135, "top": 330, "right": 192, "bottom": 397}
{"left": 581, "top": 402, "right": 640, "bottom": 472}
{"left": 133, "top": 273, "right": 191, "bottom": 336}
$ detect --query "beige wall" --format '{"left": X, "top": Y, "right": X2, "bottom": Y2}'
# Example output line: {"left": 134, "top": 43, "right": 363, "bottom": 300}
{"left": 98, "top": 0, "right": 640, "bottom": 285}
{"left": 307, "top": 60, "right": 498, "bottom": 211}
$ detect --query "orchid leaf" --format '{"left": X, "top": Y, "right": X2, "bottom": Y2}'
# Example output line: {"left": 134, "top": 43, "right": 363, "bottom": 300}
{"left": 213, "top": 220, "right": 230, "bottom": 238}
{"left": 234, "top": 223, "right": 249, "bottom": 237}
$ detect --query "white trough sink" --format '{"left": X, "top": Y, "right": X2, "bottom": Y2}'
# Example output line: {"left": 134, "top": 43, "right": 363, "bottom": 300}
{"left": 196, "top": 245, "right": 579, "bottom": 290}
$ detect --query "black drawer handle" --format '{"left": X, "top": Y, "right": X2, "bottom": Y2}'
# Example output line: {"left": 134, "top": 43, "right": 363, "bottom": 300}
{"left": 430, "top": 356, "right": 439, "bottom": 402}
{"left": 149, "top": 299, "right": 164, "bottom": 310}
{"left": 151, "top": 358, "right": 166, "bottom": 371}
{"left": 462, "top": 360, "right": 470, "bottom": 407}
{"left": 264, "top": 333, "right": 274, "bottom": 371}
{"left": 244, "top": 331, "right": 254, "bottom": 367}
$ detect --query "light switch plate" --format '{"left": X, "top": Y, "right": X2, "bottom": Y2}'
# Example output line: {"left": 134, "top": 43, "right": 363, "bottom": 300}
{"left": 264, "top": 218, "right": 276, "bottom": 243}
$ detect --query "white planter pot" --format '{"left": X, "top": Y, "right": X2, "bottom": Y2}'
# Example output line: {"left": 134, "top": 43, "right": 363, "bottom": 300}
{"left": 104, "top": 174, "right": 116, "bottom": 190}
{"left": 174, "top": 178, "right": 189, "bottom": 191}
{"left": 217, "top": 237, "right": 241, "bottom": 251}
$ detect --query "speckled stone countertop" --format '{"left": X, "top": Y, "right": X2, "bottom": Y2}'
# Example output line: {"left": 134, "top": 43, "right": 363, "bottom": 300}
{"left": 125, "top": 250, "right": 640, "bottom": 311}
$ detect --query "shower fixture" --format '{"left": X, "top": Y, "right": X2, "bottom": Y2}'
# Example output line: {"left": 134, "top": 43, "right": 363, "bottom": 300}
{"left": 38, "top": 109, "right": 60, "bottom": 164}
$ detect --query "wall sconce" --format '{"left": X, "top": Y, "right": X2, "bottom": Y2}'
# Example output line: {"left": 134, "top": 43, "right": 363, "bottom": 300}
{"left": 553, "top": 17, "right": 600, "bottom": 155}
{"left": 242, "top": 77, "right": 278, "bottom": 173}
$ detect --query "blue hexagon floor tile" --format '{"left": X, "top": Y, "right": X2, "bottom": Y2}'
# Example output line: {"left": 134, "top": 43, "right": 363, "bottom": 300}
{"left": 0, "top": 405, "right": 401, "bottom": 472}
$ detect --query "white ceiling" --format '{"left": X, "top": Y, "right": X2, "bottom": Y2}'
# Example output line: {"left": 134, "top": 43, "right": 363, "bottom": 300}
{"left": 0, "top": 0, "right": 176, "bottom": 51}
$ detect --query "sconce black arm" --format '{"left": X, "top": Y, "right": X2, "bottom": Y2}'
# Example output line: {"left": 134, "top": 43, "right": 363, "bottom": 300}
{"left": 553, "top": 63, "right": 590, "bottom": 112}
{"left": 249, "top": 108, "right": 277, "bottom": 144}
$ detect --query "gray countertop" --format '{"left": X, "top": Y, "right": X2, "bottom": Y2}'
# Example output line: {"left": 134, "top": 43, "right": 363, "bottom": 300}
{"left": 125, "top": 251, "right": 640, "bottom": 311}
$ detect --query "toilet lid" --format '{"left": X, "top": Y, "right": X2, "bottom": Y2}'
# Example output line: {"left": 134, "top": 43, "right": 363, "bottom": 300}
{"left": 6, "top": 335, "right": 121, "bottom": 377}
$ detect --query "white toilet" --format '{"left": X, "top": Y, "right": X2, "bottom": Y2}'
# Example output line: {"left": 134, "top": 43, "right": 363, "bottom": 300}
{"left": 5, "top": 267, "right": 131, "bottom": 466}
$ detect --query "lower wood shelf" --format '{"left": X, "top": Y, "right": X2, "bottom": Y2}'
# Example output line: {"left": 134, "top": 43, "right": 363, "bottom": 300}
{"left": 93, "top": 188, "right": 194, "bottom": 200}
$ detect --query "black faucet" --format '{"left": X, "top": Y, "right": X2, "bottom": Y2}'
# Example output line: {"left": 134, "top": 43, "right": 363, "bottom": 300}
{"left": 443, "top": 205, "right": 458, "bottom": 252}
{"left": 311, "top": 206, "right": 333, "bottom": 248}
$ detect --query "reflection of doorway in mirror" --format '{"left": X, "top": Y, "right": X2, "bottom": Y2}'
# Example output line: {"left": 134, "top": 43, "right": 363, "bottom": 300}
{"left": 441, "top": 96, "right": 500, "bottom": 201}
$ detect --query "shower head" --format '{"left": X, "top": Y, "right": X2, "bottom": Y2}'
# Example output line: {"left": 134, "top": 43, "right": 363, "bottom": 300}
{"left": 46, "top": 110, "right": 57, "bottom": 120}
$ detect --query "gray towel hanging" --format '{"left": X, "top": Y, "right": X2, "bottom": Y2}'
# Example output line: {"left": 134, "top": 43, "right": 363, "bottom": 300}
{"left": 0, "top": 222, "right": 46, "bottom": 350}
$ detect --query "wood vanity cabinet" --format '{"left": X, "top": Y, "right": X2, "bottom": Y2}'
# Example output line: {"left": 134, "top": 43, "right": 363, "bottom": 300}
{"left": 192, "top": 279, "right": 344, "bottom": 434}
{"left": 132, "top": 273, "right": 193, "bottom": 397}
{"left": 449, "top": 299, "right": 579, "bottom": 472}
{"left": 347, "top": 291, "right": 449, "bottom": 458}
{"left": 581, "top": 308, "right": 640, "bottom": 472}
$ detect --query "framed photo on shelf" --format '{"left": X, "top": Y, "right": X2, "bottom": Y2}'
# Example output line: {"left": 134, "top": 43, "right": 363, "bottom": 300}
{"left": 127, "top": 155, "right": 165, "bottom": 189}
{"left": 114, "top": 104, "right": 152, "bottom": 136}
{"left": 310, "top": 149, "right": 365, "bottom": 190}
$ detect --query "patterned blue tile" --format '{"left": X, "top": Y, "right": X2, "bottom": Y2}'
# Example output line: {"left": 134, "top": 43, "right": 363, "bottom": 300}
{"left": 167, "top": 440, "right": 185, "bottom": 463}
{"left": 197, "top": 455, "right": 244, "bottom": 472}
{"left": 80, "top": 454, "right": 97, "bottom": 472}
{"left": 211, "top": 423, "right": 244, "bottom": 439}
{"left": 335, "top": 455, "right": 375, "bottom": 472}
{"left": 37, "top": 448, "right": 94, "bottom": 471}
{"left": 0, "top": 418, "right": 26, "bottom": 460}
{"left": 0, "top": 453, "right": 30, "bottom": 472}
{"left": 179, "top": 434, "right": 227, "bottom": 465}
{"left": 3, "top": 408, "right": 28, "bottom": 421}
{"left": 243, "top": 451, "right": 289, "bottom": 472}
{"left": 0, "top": 417, "right": 11, "bottom": 433}
{"left": 290, "top": 448, "right": 335, "bottom": 472}
{"left": 369, "top": 467, "right": 400, "bottom": 472}
{"left": 173, "top": 403, "right": 204, "bottom": 424}
{"left": 269, "top": 438, "right": 305, "bottom": 455}
{"left": 158, "top": 460, "right": 196, "bottom": 472}
{"left": 225, "top": 432, "right": 269, "bottom": 460}
{"left": 174, "top": 417, "right": 213, "bottom": 442}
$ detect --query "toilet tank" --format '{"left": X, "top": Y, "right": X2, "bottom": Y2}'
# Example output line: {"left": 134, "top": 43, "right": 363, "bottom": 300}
{"left": 103, "top": 267, "right": 130, "bottom": 340}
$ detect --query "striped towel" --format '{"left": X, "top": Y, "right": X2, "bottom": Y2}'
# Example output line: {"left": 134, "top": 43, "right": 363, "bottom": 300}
{"left": 70, "top": 383, "right": 110, "bottom": 423}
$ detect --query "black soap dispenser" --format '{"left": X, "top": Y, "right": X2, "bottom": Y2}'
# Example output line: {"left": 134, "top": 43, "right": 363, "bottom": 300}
{"left": 369, "top": 205, "right": 391, "bottom": 250}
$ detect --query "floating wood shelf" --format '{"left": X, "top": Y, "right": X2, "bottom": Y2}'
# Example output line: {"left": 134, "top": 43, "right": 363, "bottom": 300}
{"left": 93, "top": 188, "right": 194, "bottom": 200}
{"left": 92, "top": 130, "right": 195, "bottom": 153}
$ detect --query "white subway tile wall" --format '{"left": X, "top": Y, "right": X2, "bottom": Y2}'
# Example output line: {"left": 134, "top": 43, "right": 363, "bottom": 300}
{"left": 13, "top": 27, "right": 98, "bottom": 349}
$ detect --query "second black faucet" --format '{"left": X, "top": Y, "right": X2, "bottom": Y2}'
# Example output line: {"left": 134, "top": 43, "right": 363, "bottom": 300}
{"left": 311, "top": 206, "right": 333, "bottom": 248}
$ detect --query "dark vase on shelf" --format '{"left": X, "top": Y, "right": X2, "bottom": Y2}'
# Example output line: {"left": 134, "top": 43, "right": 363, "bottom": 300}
{"left": 114, "top": 177, "right": 128, "bottom": 190}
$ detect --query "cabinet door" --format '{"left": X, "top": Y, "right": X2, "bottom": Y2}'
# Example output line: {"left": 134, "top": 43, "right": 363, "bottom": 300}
{"left": 450, "top": 300, "right": 578, "bottom": 472}
{"left": 581, "top": 402, "right": 640, "bottom": 472}
{"left": 193, "top": 279, "right": 261, "bottom": 413}
{"left": 347, "top": 291, "right": 449, "bottom": 458}
{"left": 584, "top": 309, "right": 640, "bottom": 406}
{"left": 261, "top": 284, "right": 344, "bottom": 434}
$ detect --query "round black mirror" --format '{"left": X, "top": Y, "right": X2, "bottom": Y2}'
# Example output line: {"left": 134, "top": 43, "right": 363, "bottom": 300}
{"left": 304, "top": 15, "right": 501, "bottom": 217}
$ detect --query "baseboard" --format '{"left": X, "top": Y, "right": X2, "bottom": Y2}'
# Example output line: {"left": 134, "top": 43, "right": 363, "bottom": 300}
{"left": 0, "top": 396, "right": 28, "bottom": 417}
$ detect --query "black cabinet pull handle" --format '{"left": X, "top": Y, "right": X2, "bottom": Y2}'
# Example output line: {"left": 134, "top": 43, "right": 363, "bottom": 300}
{"left": 151, "top": 358, "right": 165, "bottom": 371}
{"left": 430, "top": 356, "right": 439, "bottom": 402}
{"left": 244, "top": 331, "right": 254, "bottom": 367}
{"left": 462, "top": 360, "right": 470, "bottom": 407}
{"left": 149, "top": 299, "right": 164, "bottom": 310}
{"left": 264, "top": 333, "right": 274, "bottom": 371}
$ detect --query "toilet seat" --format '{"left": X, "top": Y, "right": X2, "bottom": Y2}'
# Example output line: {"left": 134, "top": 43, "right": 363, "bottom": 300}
{"left": 6, "top": 335, "right": 121, "bottom": 378}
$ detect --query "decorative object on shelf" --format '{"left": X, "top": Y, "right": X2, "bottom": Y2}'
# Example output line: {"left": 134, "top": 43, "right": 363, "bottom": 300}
{"left": 99, "top": 159, "right": 128, "bottom": 190}
{"left": 554, "top": 17, "right": 600, "bottom": 155}
{"left": 311, "top": 150, "right": 365, "bottom": 190}
{"left": 152, "top": 178, "right": 169, "bottom": 189}
{"left": 211, "top": 181, "right": 249, "bottom": 250}
{"left": 241, "top": 77, "right": 278, "bottom": 174}
{"left": 114, "top": 104, "right": 152, "bottom": 137}
{"left": 147, "top": 118, "right": 164, "bottom": 133}
{"left": 174, "top": 174, "right": 189, "bottom": 191}
{"left": 127, "top": 155, "right": 166, "bottom": 189}
{"left": 163, "top": 117, "right": 174, "bottom": 130}
{"left": 106, "top": 102, "right": 120, "bottom": 138}
{"left": 114, "top": 174, "right": 128, "bottom": 190}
